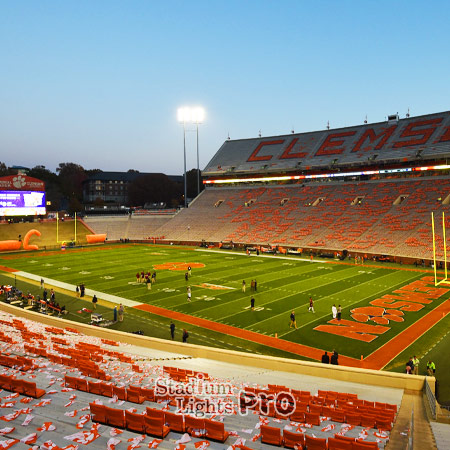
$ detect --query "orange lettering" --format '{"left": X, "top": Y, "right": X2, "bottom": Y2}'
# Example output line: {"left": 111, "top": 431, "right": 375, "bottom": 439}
{"left": 279, "top": 138, "right": 308, "bottom": 159}
{"left": 393, "top": 118, "right": 443, "bottom": 148}
{"left": 437, "top": 126, "right": 450, "bottom": 143}
{"left": 315, "top": 131, "right": 356, "bottom": 156}
{"left": 314, "top": 319, "right": 389, "bottom": 342}
{"left": 247, "top": 140, "right": 284, "bottom": 162}
{"left": 352, "top": 126, "right": 397, "bottom": 152}
{"left": 381, "top": 294, "right": 432, "bottom": 305}
{"left": 370, "top": 298, "right": 424, "bottom": 312}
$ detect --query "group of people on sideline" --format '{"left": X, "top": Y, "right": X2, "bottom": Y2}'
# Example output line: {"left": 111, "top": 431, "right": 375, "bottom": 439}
{"left": 322, "top": 350, "right": 339, "bottom": 365}
{"left": 406, "top": 356, "right": 436, "bottom": 376}
{"left": 170, "top": 321, "right": 189, "bottom": 343}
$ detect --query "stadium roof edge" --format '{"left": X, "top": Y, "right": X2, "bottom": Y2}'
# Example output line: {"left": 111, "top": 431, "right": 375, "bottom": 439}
{"left": 203, "top": 110, "right": 450, "bottom": 176}
{"left": 215, "top": 110, "right": 450, "bottom": 145}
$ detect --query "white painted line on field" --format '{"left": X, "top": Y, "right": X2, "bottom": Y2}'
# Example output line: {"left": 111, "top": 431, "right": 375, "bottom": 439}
{"left": 195, "top": 248, "right": 331, "bottom": 264}
{"left": 14, "top": 270, "right": 141, "bottom": 308}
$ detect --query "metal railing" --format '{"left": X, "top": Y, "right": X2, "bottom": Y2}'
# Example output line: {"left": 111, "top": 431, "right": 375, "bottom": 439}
{"left": 424, "top": 376, "right": 437, "bottom": 420}
{"left": 406, "top": 406, "right": 414, "bottom": 450}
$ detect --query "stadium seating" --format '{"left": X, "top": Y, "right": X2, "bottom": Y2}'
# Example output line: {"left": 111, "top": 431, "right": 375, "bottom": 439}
{"left": 165, "top": 411, "right": 186, "bottom": 433}
{"left": 0, "top": 308, "right": 399, "bottom": 450}
{"left": 261, "top": 424, "right": 283, "bottom": 446}
{"left": 205, "top": 418, "right": 230, "bottom": 442}
{"left": 90, "top": 176, "right": 449, "bottom": 260}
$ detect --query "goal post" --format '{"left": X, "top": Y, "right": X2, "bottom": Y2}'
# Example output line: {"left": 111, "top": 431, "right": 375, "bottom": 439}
{"left": 56, "top": 212, "right": 77, "bottom": 244}
{"left": 431, "top": 211, "right": 449, "bottom": 286}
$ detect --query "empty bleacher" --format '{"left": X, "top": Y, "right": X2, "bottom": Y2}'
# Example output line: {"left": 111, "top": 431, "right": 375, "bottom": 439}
{"left": 84, "top": 215, "right": 173, "bottom": 241}
{"left": 0, "top": 306, "right": 412, "bottom": 450}
{"left": 153, "top": 177, "right": 450, "bottom": 259}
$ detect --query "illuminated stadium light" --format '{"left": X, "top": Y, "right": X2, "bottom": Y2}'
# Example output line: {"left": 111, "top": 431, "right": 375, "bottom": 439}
{"left": 177, "top": 106, "right": 205, "bottom": 124}
{"left": 203, "top": 164, "right": 450, "bottom": 185}
{"left": 177, "top": 106, "right": 206, "bottom": 202}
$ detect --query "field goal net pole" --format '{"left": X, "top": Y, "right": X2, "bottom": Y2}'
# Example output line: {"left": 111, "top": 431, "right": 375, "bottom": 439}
{"left": 56, "top": 212, "right": 77, "bottom": 245}
{"left": 431, "top": 211, "right": 449, "bottom": 286}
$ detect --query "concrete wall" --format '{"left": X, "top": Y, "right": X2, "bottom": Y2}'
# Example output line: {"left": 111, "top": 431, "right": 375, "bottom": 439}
{"left": 2, "top": 303, "right": 429, "bottom": 393}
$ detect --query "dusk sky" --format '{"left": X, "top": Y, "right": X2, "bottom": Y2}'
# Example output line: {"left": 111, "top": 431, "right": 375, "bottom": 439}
{"left": 1, "top": 1, "right": 449, "bottom": 175}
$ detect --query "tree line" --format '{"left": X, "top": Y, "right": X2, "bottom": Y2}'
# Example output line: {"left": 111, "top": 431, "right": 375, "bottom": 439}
{"left": 0, "top": 162, "right": 202, "bottom": 213}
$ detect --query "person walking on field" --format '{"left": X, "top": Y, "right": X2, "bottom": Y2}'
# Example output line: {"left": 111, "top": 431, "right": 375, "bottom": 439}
{"left": 170, "top": 322, "right": 175, "bottom": 340}
{"left": 332, "top": 304, "right": 337, "bottom": 319}
{"left": 308, "top": 296, "right": 315, "bottom": 313}
{"left": 242, "top": 280, "right": 246, "bottom": 293}
{"left": 92, "top": 295, "right": 98, "bottom": 310}
{"left": 118, "top": 303, "right": 124, "bottom": 322}
{"left": 250, "top": 297, "right": 255, "bottom": 310}
{"left": 289, "top": 310, "right": 297, "bottom": 329}
{"left": 337, "top": 305, "right": 342, "bottom": 321}
{"left": 187, "top": 286, "right": 192, "bottom": 302}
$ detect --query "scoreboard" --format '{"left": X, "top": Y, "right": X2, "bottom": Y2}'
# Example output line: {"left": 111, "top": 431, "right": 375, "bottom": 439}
{"left": 0, "top": 190, "right": 46, "bottom": 216}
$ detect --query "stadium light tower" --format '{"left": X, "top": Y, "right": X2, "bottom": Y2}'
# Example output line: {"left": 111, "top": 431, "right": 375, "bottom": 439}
{"left": 177, "top": 106, "right": 205, "bottom": 206}
{"left": 193, "top": 107, "right": 205, "bottom": 196}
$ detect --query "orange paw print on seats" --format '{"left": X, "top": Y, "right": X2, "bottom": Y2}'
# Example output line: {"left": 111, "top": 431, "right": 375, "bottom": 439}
{"left": 152, "top": 262, "right": 205, "bottom": 271}
{"left": 350, "top": 306, "right": 404, "bottom": 325}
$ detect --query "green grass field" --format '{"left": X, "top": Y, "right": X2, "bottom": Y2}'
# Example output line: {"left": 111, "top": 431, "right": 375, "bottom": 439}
{"left": 1, "top": 243, "right": 449, "bottom": 403}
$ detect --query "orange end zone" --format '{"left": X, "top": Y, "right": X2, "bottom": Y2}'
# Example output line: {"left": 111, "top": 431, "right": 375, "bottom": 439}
{"left": 365, "top": 299, "right": 450, "bottom": 370}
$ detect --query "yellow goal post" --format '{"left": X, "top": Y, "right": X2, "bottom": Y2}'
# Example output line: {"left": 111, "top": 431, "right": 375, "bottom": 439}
{"left": 431, "top": 211, "right": 449, "bottom": 286}
{"left": 56, "top": 212, "right": 77, "bottom": 245}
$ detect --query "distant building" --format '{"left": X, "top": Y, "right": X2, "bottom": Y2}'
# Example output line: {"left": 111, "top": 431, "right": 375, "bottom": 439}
{"left": 82, "top": 171, "right": 182, "bottom": 205}
{"left": 9, "top": 165, "right": 30, "bottom": 174}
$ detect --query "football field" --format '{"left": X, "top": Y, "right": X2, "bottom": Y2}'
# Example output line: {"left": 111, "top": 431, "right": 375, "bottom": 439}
{"left": 2, "top": 243, "right": 449, "bottom": 375}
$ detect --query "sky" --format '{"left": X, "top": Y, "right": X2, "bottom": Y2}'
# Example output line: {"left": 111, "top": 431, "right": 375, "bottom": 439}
{"left": 1, "top": 0, "right": 449, "bottom": 175}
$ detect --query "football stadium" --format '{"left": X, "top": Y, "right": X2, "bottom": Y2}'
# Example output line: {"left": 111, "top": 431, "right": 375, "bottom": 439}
{"left": 2, "top": 1, "right": 450, "bottom": 448}
{"left": 1, "top": 110, "right": 450, "bottom": 450}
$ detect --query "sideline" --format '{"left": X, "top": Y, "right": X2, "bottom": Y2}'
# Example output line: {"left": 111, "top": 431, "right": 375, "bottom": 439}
{"left": 5, "top": 270, "right": 140, "bottom": 308}
{"left": 133, "top": 303, "right": 362, "bottom": 367}
{"left": 195, "top": 248, "right": 439, "bottom": 274}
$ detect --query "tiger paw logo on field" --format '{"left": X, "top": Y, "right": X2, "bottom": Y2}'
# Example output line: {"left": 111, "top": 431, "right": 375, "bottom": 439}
{"left": 12, "top": 175, "right": 26, "bottom": 188}
{"left": 350, "top": 306, "right": 404, "bottom": 324}
{"left": 153, "top": 262, "right": 205, "bottom": 271}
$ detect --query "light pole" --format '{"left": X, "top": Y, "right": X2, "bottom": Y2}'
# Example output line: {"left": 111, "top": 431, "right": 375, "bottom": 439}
{"left": 177, "top": 106, "right": 205, "bottom": 206}
{"left": 177, "top": 107, "right": 188, "bottom": 208}
{"left": 192, "top": 107, "right": 205, "bottom": 196}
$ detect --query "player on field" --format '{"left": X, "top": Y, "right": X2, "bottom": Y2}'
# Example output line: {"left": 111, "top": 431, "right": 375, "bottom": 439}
{"left": 289, "top": 310, "right": 297, "bottom": 328}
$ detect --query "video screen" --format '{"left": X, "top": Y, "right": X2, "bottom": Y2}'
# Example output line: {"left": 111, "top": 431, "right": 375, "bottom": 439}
{"left": 0, "top": 190, "right": 46, "bottom": 216}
